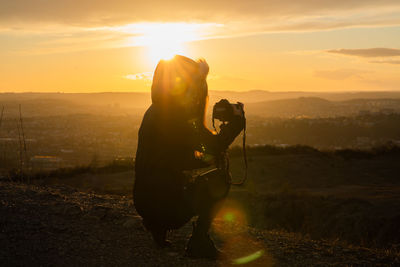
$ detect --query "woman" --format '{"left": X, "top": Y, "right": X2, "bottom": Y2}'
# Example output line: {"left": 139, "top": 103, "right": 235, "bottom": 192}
{"left": 134, "top": 55, "right": 244, "bottom": 258}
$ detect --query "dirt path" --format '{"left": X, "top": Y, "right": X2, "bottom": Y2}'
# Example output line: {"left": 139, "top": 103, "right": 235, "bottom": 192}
{"left": 0, "top": 181, "right": 398, "bottom": 266}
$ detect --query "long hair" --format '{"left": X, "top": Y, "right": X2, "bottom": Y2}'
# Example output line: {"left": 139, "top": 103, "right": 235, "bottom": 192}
{"left": 151, "top": 55, "right": 209, "bottom": 125}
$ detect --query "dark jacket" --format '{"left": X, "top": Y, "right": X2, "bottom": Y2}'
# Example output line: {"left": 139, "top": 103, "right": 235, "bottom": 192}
{"left": 133, "top": 104, "right": 244, "bottom": 229}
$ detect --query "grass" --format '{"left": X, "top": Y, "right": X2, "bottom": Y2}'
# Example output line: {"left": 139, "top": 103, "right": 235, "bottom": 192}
{"left": 7, "top": 144, "right": 400, "bottom": 249}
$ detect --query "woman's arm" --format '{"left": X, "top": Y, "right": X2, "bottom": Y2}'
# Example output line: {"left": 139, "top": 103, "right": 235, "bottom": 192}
{"left": 199, "top": 115, "right": 245, "bottom": 155}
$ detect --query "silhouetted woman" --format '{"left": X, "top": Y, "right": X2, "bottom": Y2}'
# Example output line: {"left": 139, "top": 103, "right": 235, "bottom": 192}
{"left": 134, "top": 55, "right": 244, "bottom": 258}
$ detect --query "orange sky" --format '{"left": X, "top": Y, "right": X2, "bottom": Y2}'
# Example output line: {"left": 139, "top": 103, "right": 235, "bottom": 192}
{"left": 0, "top": 0, "right": 400, "bottom": 92}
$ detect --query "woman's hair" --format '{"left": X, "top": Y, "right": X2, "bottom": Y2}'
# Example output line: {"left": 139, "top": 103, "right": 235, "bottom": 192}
{"left": 151, "top": 55, "right": 209, "bottom": 122}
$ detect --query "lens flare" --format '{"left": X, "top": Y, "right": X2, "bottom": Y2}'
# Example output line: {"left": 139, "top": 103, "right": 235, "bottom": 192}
{"left": 212, "top": 199, "right": 273, "bottom": 265}
{"left": 232, "top": 250, "right": 265, "bottom": 265}
{"left": 224, "top": 212, "right": 235, "bottom": 223}
{"left": 213, "top": 199, "right": 248, "bottom": 235}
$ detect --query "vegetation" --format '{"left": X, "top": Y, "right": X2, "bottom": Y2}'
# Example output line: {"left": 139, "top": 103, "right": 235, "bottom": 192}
{"left": 6, "top": 144, "right": 397, "bottom": 250}
{"left": 4, "top": 158, "right": 134, "bottom": 183}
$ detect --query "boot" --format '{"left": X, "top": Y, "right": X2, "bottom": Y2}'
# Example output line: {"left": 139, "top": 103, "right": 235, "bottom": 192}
{"left": 186, "top": 222, "right": 220, "bottom": 259}
{"left": 150, "top": 228, "right": 171, "bottom": 248}
{"left": 143, "top": 220, "right": 171, "bottom": 248}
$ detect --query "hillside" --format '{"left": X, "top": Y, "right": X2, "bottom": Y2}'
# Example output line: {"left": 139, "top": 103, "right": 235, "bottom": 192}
{"left": 245, "top": 97, "right": 400, "bottom": 117}
{"left": 1, "top": 181, "right": 398, "bottom": 266}
{"left": 26, "top": 145, "right": 400, "bottom": 250}
{"left": 2, "top": 91, "right": 400, "bottom": 118}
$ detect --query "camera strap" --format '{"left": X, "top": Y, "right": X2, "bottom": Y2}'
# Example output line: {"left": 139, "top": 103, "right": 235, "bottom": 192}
{"left": 231, "top": 117, "right": 247, "bottom": 186}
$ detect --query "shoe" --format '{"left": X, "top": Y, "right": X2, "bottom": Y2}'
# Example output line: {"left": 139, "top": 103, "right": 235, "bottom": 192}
{"left": 150, "top": 228, "right": 172, "bottom": 248}
{"left": 143, "top": 220, "right": 171, "bottom": 248}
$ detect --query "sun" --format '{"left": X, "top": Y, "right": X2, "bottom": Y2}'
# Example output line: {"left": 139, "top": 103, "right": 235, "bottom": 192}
{"left": 133, "top": 23, "right": 201, "bottom": 64}
{"left": 120, "top": 22, "right": 219, "bottom": 65}
{"left": 146, "top": 38, "right": 184, "bottom": 62}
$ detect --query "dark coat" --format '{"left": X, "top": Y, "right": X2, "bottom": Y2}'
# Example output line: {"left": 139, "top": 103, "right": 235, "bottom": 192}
{"left": 133, "top": 104, "right": 244, "bottom": 230}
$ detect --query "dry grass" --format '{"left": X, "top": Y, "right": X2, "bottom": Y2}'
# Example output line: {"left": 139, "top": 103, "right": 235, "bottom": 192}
{"left": 23, "top": 144, "right": 400, "bottom": 249}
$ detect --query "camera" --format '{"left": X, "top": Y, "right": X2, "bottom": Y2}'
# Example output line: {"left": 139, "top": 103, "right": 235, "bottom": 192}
{"left": 212, "top": 99, "right": 244, "bottom": 122}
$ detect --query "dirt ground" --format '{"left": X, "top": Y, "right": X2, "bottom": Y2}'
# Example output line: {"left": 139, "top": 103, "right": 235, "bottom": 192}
{"left": 0, "top": 181, "right": 398, "bottom": 266}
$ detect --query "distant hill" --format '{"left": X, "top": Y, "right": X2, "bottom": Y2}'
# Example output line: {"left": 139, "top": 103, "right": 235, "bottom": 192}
{"left": 245, "top": 97, "right": 400, "bottom": 117}
{"left": 0, "top": 92, "right": 150, "bottom": 108}
{"left": 246, "top": 97, "right": 334, "bottom": 117}
{"left": 208, "top": 90, "right": 400, "bottom": 104}
{"left": 1, "top": 91, "right": 400, "bottom": 117}
{"left": 0, "top": 92, "right": 150, "bottom": 117}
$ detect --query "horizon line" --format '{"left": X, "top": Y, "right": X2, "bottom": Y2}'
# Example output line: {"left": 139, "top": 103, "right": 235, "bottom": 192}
{"left": 1, "top": 89, "right": 400, "bottom": 94}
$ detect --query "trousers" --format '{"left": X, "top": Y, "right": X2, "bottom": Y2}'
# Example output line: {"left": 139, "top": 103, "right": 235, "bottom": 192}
{"left": 134, "top": 167, "right": 231, "bottom": 232}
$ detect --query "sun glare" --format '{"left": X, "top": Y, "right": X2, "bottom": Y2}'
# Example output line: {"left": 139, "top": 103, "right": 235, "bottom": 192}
{"left": 135, "top": 23, "right": 199, "bottom": 63}
{"left": 125, "top": 23, "right": 210, "bottom": 64}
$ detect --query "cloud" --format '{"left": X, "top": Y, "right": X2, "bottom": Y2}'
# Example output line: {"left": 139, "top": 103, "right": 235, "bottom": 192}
{"left": 370, "top": 60, "right": 400, "bottom": 64}
{"left": 314, "top": 69, "right": 370, "bottom": 80}
{"left": 1, "top": 22, "right": 220, "bottom": 55}
{"left": 327, "top": 48, "right": 400, "bottom": 57}
{"left": 1, "top": 0, "right": 400, "bottom": 30}
{"left": 1, "top": 1, "right": 400, "bottom": 54}
{"left": 25, "top": 30, "right": 133, "bottom": 54}
{"left": 125, "top": 72, "right": 153, "bottom": 81}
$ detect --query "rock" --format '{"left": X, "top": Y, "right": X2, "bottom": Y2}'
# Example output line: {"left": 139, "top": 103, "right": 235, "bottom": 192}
{"left": 104, "top": 209, "right": 119, "bottom": 220}
{"left": 63, "top": 204, "right": 82, "bottom": 216}
{"left": 83, "top": 214, "right": 100, "bottom": 222}
{"left": 167, "top": 252, "right": 179, "bottom": 257}
{"left": 89, "top": 206, "right": 110, "bottom": 219}
{"left": 53, "top": 224, "right": 68, "bottom": 233}
{"left": 123, "top": 218, "right": 142, "bottom": 229}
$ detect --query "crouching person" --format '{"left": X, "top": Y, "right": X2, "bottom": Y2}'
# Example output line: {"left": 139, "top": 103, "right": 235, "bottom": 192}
{"left": 133, "top": 55, "right": 245, "bottom": 259}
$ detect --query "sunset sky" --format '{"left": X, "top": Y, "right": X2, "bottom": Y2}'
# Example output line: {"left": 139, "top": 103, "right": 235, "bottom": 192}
{"left": 0, "top": 0, "right": 399, "bottom": 93}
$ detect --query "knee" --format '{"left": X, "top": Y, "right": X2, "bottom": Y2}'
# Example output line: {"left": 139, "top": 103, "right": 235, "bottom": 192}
{"left": 204, "top": 169, "right": 231, "bottom": 200}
